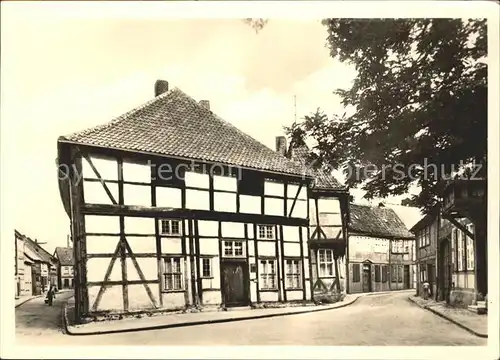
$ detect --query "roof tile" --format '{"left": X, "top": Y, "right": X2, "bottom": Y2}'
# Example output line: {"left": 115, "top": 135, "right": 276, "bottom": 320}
{"left": 349, "top": 203, "right": 414, "bottom": 239}
{"left": 61, "top": 88, "right": 313, "bottom": 178}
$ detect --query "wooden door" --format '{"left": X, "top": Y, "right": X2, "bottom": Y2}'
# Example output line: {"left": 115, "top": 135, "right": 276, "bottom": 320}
{"left": 440, "top": 239, "right": 451, "bottom": 302}
{"left": 362, "top": 264, "right": 372, "bottom": 292}
{"left": 404, "top": 265, "right": 410, "bottom": 289}
{"left": 222, "top": 261, "right": 248, "bottom": 306}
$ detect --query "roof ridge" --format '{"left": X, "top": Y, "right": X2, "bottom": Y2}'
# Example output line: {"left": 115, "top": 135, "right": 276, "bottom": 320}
{"left": 61, "top": 87, "right": 178, "bottom": 141}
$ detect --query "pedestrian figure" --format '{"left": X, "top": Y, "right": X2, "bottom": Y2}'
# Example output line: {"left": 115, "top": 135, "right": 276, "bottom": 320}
{"left": 422, "top": 281, "right": 430, "bottom": 300}
{"left": 45, "top": 285, "right": 56, "bottom": 306}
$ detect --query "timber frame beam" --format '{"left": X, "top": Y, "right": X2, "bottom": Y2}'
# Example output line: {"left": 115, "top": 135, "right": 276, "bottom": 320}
{"left": 442, "top": 214, "right": 475, "bottom": 240}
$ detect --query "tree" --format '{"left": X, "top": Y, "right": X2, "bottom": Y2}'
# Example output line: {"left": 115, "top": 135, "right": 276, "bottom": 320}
{"left": 286, "top": 19, "right": 487, "bottom": 213}
{"left": 242, "top": 18, "right": 269, "bottom": 33}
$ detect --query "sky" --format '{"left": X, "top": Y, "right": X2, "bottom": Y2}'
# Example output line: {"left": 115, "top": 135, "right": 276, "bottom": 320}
{"left": 1, "top": 8, "right": 422, "bottom": 254}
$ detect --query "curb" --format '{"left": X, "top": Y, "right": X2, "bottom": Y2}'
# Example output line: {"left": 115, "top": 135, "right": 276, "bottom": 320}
{"left": 63, "top": 295, "right": 361, "bottom": 336}
{"left": 15, "top": 295, "right": 43, "bottom": 308}
{"left": 407, "top": 296, "right": 488, "bottom": 338}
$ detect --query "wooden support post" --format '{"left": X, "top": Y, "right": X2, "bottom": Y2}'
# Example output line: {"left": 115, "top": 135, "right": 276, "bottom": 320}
{"left": 117, "top": 158, "right": 128, "bottom": 311}
{"left": 253, "top": 223, "right": 260, "bottom": 303}
{"left": 218, "top": 221, "right": 225, "bottom": 306}
{"left": 194, "top": 220, "right": 202, "bottom": 305}
{"left": 279, "top": 225, "right": 286, "bottom": 302}
{"left": 299, "top": 226, "right": 306, "bottom": 301}
{"left": 245, "top": 224, "right": 251, "bottom": 305}
{"left": 188, "top": 219, "right": 198, "bottom": 306}
{"left": 275, "top": 225, "right": 282, "bottom": 302}
{"left": 182, "top": 219, "right": 190, "bottom": 306}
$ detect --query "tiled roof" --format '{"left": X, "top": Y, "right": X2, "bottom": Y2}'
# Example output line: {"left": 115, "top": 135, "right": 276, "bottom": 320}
{"left": 349, "top": 203, "right": 414, "bottom": 239}
{"left": 60, "top": 88, "right": 313, "bottom": 178}
{"left": 287, "top": 143, "right": 345, "bottom": 191}
{"left": 55, "top": 247, "right": 74, "bottom": 266}
{"left": 23, "top": 236, "right": 55, "bottom": 264}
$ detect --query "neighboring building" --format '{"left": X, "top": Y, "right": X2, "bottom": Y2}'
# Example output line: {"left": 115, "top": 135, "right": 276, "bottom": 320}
{"left": 412, "top": 206, "right": 477, "bottom": 307}
{"left": 54, "top": 247, "right": 74, "bottom": 289}
{"left": 57, "top": 80, "right": 319, "bottom": 322}
{"left": 411, "top": 207, "right": 440, "bottom": 299}
{"left": 15, "top": 231, "right": 56, "bottom": 296}
{"left": 14, "top": 230, "right": 31, "bottom": 297}
{"left": 281, "top": 137, "right": 350, "bottom": 298}
{"left": 347, "top": 204, "right": 416, "bottom": 294}
{"left": 438, "top": 217, "right": 476, "bottom": 307}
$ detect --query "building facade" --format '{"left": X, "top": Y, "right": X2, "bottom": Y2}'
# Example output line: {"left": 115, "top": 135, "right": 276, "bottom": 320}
{"left": 411, "top": 210, "right": 439, "bottom": 298}
{"left": 14, "top": 230, "right": 32, "bottom": 297}
{"left": 54, "top": 247, "right": 75, "bottom": 289}
{"left": 412, "top": 207, "right": 478, "bottom": 307}
{"left": 57, "top": 81, "right": 345, "bottom": 322}
{"left": 347, "top": 204, "right": 416, "bottom": 294}
{"left": 281, "top": 138, "right": 349, "bottom": 300}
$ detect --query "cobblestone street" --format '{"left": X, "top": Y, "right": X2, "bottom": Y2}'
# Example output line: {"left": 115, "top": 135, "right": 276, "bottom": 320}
{"left": 16, "top": 290, "right": 74, "bottom": 342}
{"left": 15, "top": 291, "right": 486, "bottom": 346}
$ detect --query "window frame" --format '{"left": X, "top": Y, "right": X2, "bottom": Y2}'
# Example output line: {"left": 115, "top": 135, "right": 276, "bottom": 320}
{"left": 200, "top": 257, "right": 213, "bottom": 279}
{"left": 159, "top": 219, "right": 182, "bottom": 236}
{"left": 466, "top": 224, "right": 475, "bottom": 271}
{"left": 284, "top": 258, "right": 302, "bottom": 290}
{"left": 318, "top": 248, "right": 335, "bottom": 277}
{"left": 162, "top": 256, "right": 184, "bottom": 292}
{"left": 222, "top": 240, "right": 246, "bottom": 258}
{"left": 259, "top": 258, "right": 278, "bottom": 290}
{"left": 257, "top": 225, "right": 276, "bottom": 240}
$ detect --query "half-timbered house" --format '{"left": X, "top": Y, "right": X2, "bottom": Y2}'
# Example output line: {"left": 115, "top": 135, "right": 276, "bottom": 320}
{"left": 278, "top": 137, "right": 350, "bottom": 298}
{"left": 348, "top": 204, "right": 416, "bottom": 294}
{"left": 57, "top": 80, "right": 317, "bottom": 322}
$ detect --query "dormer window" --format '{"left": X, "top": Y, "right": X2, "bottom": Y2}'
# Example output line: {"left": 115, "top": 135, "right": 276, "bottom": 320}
{"left": 258, "top": 225, "right": 275, "bottom": 240}
{"left": 160, "top": 219, "right": 181, "bottom": 236}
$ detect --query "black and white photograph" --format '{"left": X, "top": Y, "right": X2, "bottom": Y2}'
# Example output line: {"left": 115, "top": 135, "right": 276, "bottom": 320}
{"left": 0, "top": 1, "right": 498, "bottom": 359}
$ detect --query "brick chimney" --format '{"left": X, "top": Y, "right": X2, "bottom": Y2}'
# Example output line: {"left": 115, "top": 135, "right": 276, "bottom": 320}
{"left": 199, "top": 100, "right": 210, "bottom": 110}
{"left": 154, "top": 80, "right": 169, "bottom": 97}
{"left": 275, "top": 136, "right": 287, "bottom": 156}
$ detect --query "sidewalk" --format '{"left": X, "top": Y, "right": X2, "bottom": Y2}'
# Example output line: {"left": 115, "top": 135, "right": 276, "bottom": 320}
{"left": 64, "top": 289, "right": 414, "bottom": 336}
{"left": 408, "top": 295, "right": 488, "bottom": 338}
{"left": 15, "top": 295, "right": 42, "bottom": 308}
{"left": 15, "top": 289, "right": 73, "bottom": 308}
{"left": 65, "top": 294, "right": 361, "bottom": 336}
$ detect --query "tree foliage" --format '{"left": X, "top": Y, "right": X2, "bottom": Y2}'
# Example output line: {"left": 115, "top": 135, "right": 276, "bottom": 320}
{"left": 242, "top": 18, "right": 269, "bottom": 33}
{"left": 286, "top": 19, "right": 487, "bottom": 212}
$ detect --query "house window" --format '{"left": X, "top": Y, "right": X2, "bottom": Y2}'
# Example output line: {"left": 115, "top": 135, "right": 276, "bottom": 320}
{"left": 318, "top": 249, "right": 334, "bottom": 277}
{"left": 223, "top": 240, "right": 245, "bottom": 257}
{"left": 160, "top": 219, "right": 181, "bottom": 236}
{"left": 452, "top": 229, "right": 458, "bottom": 272}
{"left": 259, "top": 259, "right": 277, "bottom": 290}
{"left": 352, "top": 263, "right": 360, "bottom": 282}
{"left": 398, "top": 266, "right": 403, "bottom": 282}
{"left": 466, "top": 224, "right": 475, "bottom": 271}
{"left": 201, "top": 257, "right": 212, "bottom": 278}
{"left": 257, "top": 225, "right": 275, "bottom": 240}
{"left": 420, "top": 265, "right": 426, "bottom": 282}
{"left": 163, "top": 257, "right": 183, "bottom": 291}
{"left": 285, "top": 259, "right": 301, "bottom": 289}
{"left": 374, "top": 265, "right": 381, "bottom": 282}
{"left": 457, "top": 230, "right": 464, "bottom": 271}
